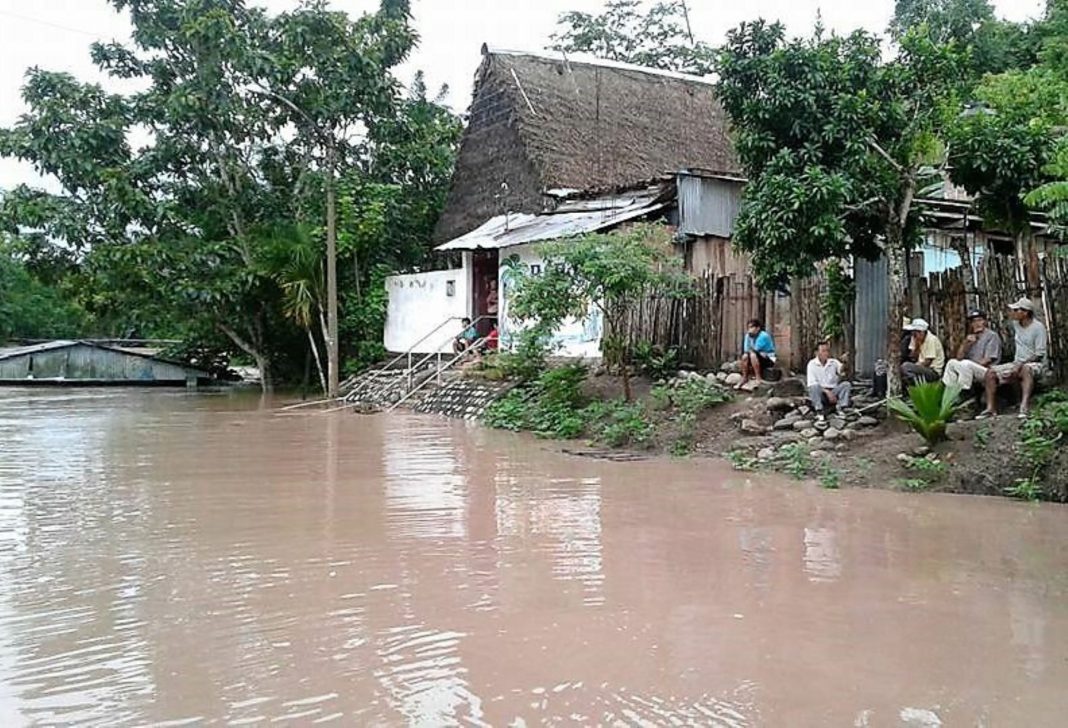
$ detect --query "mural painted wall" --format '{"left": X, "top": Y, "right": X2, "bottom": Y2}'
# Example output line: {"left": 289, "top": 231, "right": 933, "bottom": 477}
{"left": 384, "top": 270, "right": 469, "bottom": 353}
{"left": 499, "top": 243, "right": 604, "bottom": 359}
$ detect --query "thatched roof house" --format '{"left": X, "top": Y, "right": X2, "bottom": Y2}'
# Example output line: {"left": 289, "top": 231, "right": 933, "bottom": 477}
{"left": 434, "top": 46, "right": 739, "bottom": 242}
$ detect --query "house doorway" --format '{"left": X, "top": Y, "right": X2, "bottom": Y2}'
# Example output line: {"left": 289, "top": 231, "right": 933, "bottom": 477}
{"left": 472, "top": 250, "right": 499, "bottom": 337}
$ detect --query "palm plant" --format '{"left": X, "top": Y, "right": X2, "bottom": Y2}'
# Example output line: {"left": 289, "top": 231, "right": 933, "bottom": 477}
{"left": 888, "top": 382, "right": 963, "bottom": 445}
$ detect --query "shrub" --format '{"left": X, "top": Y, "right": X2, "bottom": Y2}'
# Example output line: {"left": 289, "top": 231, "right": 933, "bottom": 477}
{"left": 633, "top": 342, "right": 680, "bottom": 380}
{"left": 1010, "top": 391, "right": 1068, "bottom": 500}
{"left": 888, "top": 382, "right": 963, "bottom": 445}
{"left": 482, "top": 363, "right": 588, "bottom": 440}
{"left": 584, "top": 400, "right": 653, "bottom": 448}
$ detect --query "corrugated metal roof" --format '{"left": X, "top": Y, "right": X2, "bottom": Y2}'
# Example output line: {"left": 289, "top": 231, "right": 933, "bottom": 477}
{"left": 435, "top": 189, "right": 668, "bottom": 252}
{"left": 0, "top": 340, "right": 80, "bottom": 361}
{"left": 0, "top": 339, "right": 209, "bottom": 375}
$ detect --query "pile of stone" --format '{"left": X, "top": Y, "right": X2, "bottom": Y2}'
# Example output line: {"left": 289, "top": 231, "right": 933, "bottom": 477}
{"left": 730, "top": 392, "right": 883, "bottom": 461}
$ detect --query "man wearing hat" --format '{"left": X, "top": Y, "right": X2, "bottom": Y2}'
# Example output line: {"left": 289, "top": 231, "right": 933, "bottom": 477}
{"left": 942, "top": 309, "right": 1002, "bottom": 391}
{"left": 980, "top": 297, "right": 1048, "bottom": 419}
{"left": 901, "top": 318, "right": 945, "bottom": 386}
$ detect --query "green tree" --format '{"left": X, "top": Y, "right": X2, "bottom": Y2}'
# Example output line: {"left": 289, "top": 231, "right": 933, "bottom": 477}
{"left": 716, "top": 21, "right": 966, "bottom": 395}
{"left": 507, "top": 224, "right": 688, "bottom": 401}
{"left": 0, "top": 236, "right": 88, "bottom": 341}
{"left": 551, "top": 0, "right": 714, "bottom": 74}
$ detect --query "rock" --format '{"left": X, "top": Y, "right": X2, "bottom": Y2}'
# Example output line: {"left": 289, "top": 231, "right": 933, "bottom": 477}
{"left": 771, "top": 378, "right": 806, "bottom": 397}
{"left": 829, "top": 417, "right": 846, "bottom": 431}
{"left": 705, "top": 373, "right": 720, "bottom": 384}
{"left": 834, "top": 444, "right": 849, "bottom": 452}
{"left": 800, "top": 428, "right": 818, "bottom": 439}
{"left": 758, "top": 447, "right": 776, "bottom": 461}
{"left": 857, "top": 416, "right": 879, "bottom": 428}
{"left": 897, "top": 453, "right": 913, "bottom": 464}
{"left": 766, "top": 397, "right": 795, "bottom": 413}
{"left": 773, "top": 417, "right": 797, "bottom": 431}
{"left": 811, "top": 449, "right": 833, "bottom": 458}
{"left": 792, "top": 420, "right": 813, "bottom": 431}
{"left": 823, "top": 427, "right": 841, "bottom": 441}
{"left": 808, "top": 436, "right": 824, "bottom": 446}
{"left": 720, "top": 360, "right": 742, "bottom": 374}
{"left": 842, "top": 429, "right": 857, "bottom": 442}
{"left": 772, "top": 431, "right": 802, "bottom": 444}
{"left": 740, "top": 419, "right": 766, "bottom": 436}
{"left": 945, "top": 423, "right": 967, "bottom": 441}
{"left": 716, "top": 372, "right": 729, "bottom": 383}
{"left": 798, "top": 406, "right": 812, "bottom": 417}
{"left": 912, "top": 445, "right": 931, "bottom": 457}
{"left": 725, "top": 373, "right": 744, "bottom": 387}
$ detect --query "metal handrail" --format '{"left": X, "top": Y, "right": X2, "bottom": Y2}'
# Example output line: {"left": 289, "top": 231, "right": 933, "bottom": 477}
{"left": 345, "top": 314, "right": 497, "bottom": 402}
{"left": 387, "top": 335, "right": 491, "bottom": 412}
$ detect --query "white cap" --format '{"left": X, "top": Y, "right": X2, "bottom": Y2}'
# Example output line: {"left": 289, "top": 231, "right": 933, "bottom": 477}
{"left": 1008, "top": 297, "right": 1036, "bottom": 312}
{"left": 904, "top": 318, "right": 930, "bottom": 332}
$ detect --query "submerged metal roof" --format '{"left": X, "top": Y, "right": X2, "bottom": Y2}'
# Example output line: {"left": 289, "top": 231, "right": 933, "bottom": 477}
{"left": 0, "top": 339, "right": 209, "bottom": 374}
{"left": 434, "top": 187, "right": 669, "bottom": 252}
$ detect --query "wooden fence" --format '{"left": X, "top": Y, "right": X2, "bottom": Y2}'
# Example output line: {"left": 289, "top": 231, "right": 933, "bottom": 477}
{"left": 917, "top": 252, "right": 1068, "bottom": 381}
{"left": 615, "top": 273, "right": 822, "bottom": 371}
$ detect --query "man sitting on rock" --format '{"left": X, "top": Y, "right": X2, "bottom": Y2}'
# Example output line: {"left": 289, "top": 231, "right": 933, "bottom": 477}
{"left": 979, "top": 297, "right": 1048, "bottom": 420}
{"left": 942, "top": 309, "right": 1001, "bottom": 392}
{"left": 807, "top": 341, "right": 852, "bottom": 425}
{"left": 901, "top": 318, "right": 945, "bottom": 387}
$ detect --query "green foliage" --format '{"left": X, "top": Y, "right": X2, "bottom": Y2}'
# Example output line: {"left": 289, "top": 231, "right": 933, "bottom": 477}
{"left": 507, "top": 224, "right": 689, "bottom": 400}
{"left": 0, "top": 0, "right": 459, "bottom": 387}
{"left": 0, "top": 240, "right": 89, "bottom": 340}
{"left": 492, "top": 327, "right": 551, "bottom": 382}
{"left": 974, "top": 423, "right": 992, "bottom": 449}
{"left": 818, "top": 463, "right": 842, "bottom": 490}
{"left": 551, "top": 0, "right": 715, "bottom": 74}
{"left": 778, "top": 443, "right": 813, "bottom": 480}
{"left": 1011, "top": 392, "right": 1068, "bottom": 500}
{"left": 483, "top": 364, "right": 588, "bottom": 440}
{"left": 821, "top": 261, "right": 855, "bottom": 341}
{"left": 888, "top": 382, "right": 963, "bottom": 444}
{"left": 900, "top": 478, "right": 931, "bottom": 492}
{"left": 715, "top": 21, "right": 964, "bottom": 288}
{"left": 583, "top": 400, "right": 654, "bottom": 448}
{"left": 905, "top": 454, "right": 949, "bottom": 478}
{"left": 651, "top": 378, "right": 731, "bottom": 454}
{"left": 726, "top": 449, "right": 759, "bottom": 472}
{"left": 633, "top": 342, "right": 680, "bottom": 381}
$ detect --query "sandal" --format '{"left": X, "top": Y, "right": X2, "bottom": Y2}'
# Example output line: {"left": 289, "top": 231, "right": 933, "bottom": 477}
{"left": 976, "top": 410, "right": 996, "bottom": 420}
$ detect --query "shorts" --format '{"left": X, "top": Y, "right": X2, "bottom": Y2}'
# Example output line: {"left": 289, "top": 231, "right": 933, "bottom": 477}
{"left": 991, "top": 362, "right": 1044, "bottom": 383}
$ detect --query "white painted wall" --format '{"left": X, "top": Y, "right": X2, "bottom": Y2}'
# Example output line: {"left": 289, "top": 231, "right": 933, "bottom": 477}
{"left": 384, "top": 269, "right": 469, "bottom": 353}
{"left": 499, "top": 243, "right": 604, "bottom": 360}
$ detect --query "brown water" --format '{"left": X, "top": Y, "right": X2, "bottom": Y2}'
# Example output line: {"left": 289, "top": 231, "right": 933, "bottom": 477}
{"left": 1, "top": 390, "right": 1068, "bottom": 726}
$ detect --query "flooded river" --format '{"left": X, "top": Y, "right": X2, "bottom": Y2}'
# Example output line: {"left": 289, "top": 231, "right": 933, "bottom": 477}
{"left": 1, "top": 389, "right": 1068, "bottom": 726}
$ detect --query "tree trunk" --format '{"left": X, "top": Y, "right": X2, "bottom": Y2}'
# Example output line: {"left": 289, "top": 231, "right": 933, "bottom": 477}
{"left": 885, "top": 228, "right": 909, "bottom": 400}
{"left": 325, "top": 140, "right": 340, "bottom": 399}
{"left": 218, "top": 321, "right": 273, "bottom": 394}
{"left": 307, "top": 327, "right": 327, "bottom": 394}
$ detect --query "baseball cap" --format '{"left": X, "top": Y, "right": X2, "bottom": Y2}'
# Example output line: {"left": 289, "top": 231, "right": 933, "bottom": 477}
{"left": 1008, "top": 297, "right": 1036, "bottom": 312}
{"left": 967, "top": 309, "right": 987, "bottom": 319}
{"left": 904, "top": 318, "right": 930, "bottom": 332}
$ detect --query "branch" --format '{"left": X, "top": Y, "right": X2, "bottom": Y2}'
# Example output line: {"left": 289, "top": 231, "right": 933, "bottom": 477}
{"left": 218, "top": 322, "right": 259, "bottom": 359}
{"left": 868, "top": 137, "right": 905, "bottom": 174}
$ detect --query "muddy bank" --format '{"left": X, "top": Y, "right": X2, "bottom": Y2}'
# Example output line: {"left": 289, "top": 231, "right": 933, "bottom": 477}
{"left": 521, "top": 369, "right": 1068, "bottom": 502}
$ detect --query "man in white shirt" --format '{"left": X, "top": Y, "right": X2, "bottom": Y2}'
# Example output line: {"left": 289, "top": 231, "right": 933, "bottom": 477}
{"left": 807, "top": 341, "right": 852, "bottom": 423}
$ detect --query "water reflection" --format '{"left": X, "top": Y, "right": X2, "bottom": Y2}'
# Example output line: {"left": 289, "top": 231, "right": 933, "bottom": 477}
{"left": 0, "top": 390, "right": 1067, "bottom": 725}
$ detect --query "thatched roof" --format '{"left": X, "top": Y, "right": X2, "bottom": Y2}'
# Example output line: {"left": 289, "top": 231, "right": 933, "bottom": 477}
{"left": 434, "top": 47, "right": 739, "bottom": 242}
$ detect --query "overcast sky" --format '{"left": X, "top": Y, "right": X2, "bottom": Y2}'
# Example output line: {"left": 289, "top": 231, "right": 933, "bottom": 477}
{"left": 0, "top": 0, "right": 1046, "bottom": 191}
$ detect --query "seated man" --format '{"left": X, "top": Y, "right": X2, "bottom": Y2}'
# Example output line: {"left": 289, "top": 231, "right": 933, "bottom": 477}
{"left": 942, "top": 309, "right": 1002, "bottom": 392}
{"left": 980, "top": 297, "right": 1049, "bottom": 419}
{"left": 807, "top": 340, "right": 852, "bottom": 424}
{"left": 737, "top": 318, "right": 776, "bottom": 389}
{"left": 452, "top": 317, "right": 478, "bottom": 355}
{"left": 901, "top": 318, "right": 945, "bottom": 386}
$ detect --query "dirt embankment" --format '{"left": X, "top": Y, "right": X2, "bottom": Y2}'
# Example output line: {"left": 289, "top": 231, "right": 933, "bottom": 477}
{"left": 572, "top": 369, "right": 1066, "bottom": 502}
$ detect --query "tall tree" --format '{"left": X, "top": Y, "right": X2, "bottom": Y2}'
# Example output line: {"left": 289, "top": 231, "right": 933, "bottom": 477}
{"left": 551, "top": 0, "right": 714, "bottom": 75}
{"left": 716, "top": 21, "right": 966, "bottom": 395}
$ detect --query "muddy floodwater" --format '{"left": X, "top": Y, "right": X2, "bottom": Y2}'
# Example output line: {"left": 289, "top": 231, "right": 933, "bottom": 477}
{"left": 2, "top": 390, "right": 1068, "bottom": 726}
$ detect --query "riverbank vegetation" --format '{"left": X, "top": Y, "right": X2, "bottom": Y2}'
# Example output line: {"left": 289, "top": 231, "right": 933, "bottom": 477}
{"left": 0, "top": 0, "right": 459, "bottom": 389}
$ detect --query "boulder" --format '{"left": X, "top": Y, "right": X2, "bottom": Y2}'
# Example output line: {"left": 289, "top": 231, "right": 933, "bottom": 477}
{"left": 773, "top": 431, "right": 802, "bottom": 444}
{"left": 897, "top": 453, "right": 913, "bottom": 464}
{"left": 705, "top": 373, "right": 720, "bottom": 384}
{"left": 720, "top": 360, "right": 742, "bottom": 374}
{"left": 829, "top": 417, "right": 847, "bottom": 431}
{"left": 771, "top": 377, "right": 807, "bottom": 398}
{"left": 800, "top": 428, "right": 818, "bottom": 439}
{"left": 834, "top": 444, "right": 849, "bottom": 452}
{"left": 810, "top": 440, "right": 833, "bottom": 451}
{"left": 766, "top": 397, "right": 795, "bottom": 413}
{"left": 740, "top": 419, "right": 766, "bottom": 436}
{"left": 773, "top": 417, "right": 797, "bottom": 431}
{"left": 798, "top": 406, "right": 812, "bottom": 417}
{"left": 725, "top": 373, "right": 744, "bottom": 387}
{"left": 857, "top": 416, "right": 879, "bottom": 428}
{"left": 758, "top": 447, "right": 776, "bottom": 461}
{"left": 823, "top": 427, "right": 841, "bottom": 441}
{"left": 808, "top": 436, "right": 824, "bottom": 446}
{"left": 842, "top": 429, "right": 857, "bottom": 442}
{"left": 716, "top": 372, "right": 729, "bottom": 383}
{"left": 792, "top": 420, "right": 814, "bottom": 431}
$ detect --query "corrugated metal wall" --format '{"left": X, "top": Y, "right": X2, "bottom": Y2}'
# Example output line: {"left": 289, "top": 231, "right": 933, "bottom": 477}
{"left": 854, "top": 256, "right": 889, "bottom": 377}
{"left": 678, "top": 175, "right": 742, "bottom": 238}
{"left": 0, "top": 344, "right": 192, "bottom": 382}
